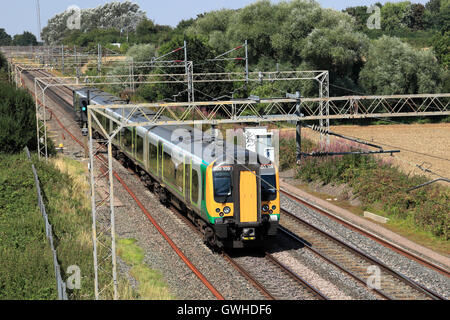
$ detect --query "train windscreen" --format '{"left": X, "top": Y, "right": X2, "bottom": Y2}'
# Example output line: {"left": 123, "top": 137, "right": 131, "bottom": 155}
{"left": 213, "top": 171, "right": 232, "bottom": 203}
{"left": 261, "top": 175, "right": 277, "bottom": 201}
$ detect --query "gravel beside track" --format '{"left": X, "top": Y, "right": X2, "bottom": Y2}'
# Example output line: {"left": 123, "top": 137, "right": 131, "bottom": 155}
{"left": 281, "top": 195, "right": 450, "bottom": 299}
{"left": 228, "top": 251, "right": 322, "bottom": 300}
{"left": 270, "top": 233, "right": 377, "bottom": 300}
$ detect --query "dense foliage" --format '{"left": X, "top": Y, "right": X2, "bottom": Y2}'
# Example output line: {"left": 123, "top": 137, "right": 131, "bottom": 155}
{"left": 0, "top": 30, "right": 37, "bottom": 46}
{"left": 359, "top": 36, "right": 444, "bottom": 94}
{"left": 0, "top": 28, "right": 12, "bottom": 45}
{"left": 10, "top": 0, "right": 449, "bottom": 100}
{"left": 298, "top": 152, "right": 449, "bottom": 240}
{"left": 41, "top": 1, "right": 146, "bottom": 44}
{"left": 0, "top": 153, "right": 100, "bottom": 299}
{"left": 344, "top": 0, "right": 449, "bottom": 35}
{"left": 12, "top": 31, "right": 38, "bottom": 46}
{"left": 0, "top": 74, "right": 37, "bottom": 153}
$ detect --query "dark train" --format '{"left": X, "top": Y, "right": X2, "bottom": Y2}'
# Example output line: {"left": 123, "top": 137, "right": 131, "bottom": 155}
{"left": 73, "top": 88, "right": 280, "bottom": 249}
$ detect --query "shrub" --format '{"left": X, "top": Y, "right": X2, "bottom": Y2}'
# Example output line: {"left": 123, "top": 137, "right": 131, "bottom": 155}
{"left": 278, "top": 136, "right": 316, "bottom": 171}
{"left": 296, "top": 141, "right": 449, "bottom": 240}
{"left": 0, "top": 81, "right": 37, "bottom": 153}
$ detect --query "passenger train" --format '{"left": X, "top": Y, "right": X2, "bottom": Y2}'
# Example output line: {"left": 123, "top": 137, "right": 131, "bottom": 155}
{"left": 73, "top": 88, "right": 280, "bottom": 249}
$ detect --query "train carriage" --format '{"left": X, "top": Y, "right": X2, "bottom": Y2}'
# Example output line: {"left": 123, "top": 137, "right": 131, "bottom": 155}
{"left": 74, "top": 87, "right": 280, "bottom": 249}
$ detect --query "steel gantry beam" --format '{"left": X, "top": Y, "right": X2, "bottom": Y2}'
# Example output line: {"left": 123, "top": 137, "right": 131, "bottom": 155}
{"left": 88, "top": 93, "right": 450, "bottom": 127}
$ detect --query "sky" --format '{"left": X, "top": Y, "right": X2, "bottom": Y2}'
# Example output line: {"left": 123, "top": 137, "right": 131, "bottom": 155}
{"left": 1, "top": 0, "right": 430, "bottom": 38}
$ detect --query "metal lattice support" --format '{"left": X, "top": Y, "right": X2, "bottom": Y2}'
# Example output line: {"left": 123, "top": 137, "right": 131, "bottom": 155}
{"left": 34, "top": 77, "right": 49, "bottom": 161}
{"left": 317, "top": 71, "right": 330, "bottom": 146}
{"left": 88, "top": 111, "right": 119, "bottom": 300}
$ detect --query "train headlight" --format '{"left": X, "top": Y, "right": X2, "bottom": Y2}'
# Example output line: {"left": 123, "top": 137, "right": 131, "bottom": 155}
{"left": 272, "top": 205, "right": 277, "bottom": 210}
{"left": 223, "top": 206, "right": 231, "bottom": 214}
{"left": 262, "top": 205, "right": 269, "bottom": 212}
{"left": 270, "top": 215, "right": 279, "bottom": 222}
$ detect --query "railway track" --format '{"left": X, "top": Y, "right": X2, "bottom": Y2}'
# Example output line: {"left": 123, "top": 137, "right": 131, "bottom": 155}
{"left": 280, "top": 189, "right": 450, "bottom": 278}
{"left": 279, "top": 207, "right": 446, "bottom": 300}
{"left": 171, "top": 205, "right": 328, "bottom": 300}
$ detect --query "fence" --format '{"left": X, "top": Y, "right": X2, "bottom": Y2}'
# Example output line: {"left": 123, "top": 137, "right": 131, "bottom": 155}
{"left": 25, "top": 147, "right": 68, "bottom": 300}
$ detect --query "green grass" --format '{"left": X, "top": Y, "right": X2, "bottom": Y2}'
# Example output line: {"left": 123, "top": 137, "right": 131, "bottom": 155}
{"left": 0, "top": 153, "right": 109, "bottom": 300}
{"left": 0, "top": 153, "right": 57, "bottom": 300}
{"left": 117, "top": 238, "right": 175, "bottom": 300}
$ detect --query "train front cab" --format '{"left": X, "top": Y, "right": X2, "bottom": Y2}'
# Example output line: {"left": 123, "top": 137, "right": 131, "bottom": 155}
{"left": 206, "top": 162, "right": 280, "bottom": 249}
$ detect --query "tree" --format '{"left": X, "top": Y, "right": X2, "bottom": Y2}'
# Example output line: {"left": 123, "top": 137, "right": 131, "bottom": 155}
{"left": 432, "top": 31, "right": 450, "bottom": 67}
{"left": 359, "top": 36, "right": 444, "bottom": 95}
{"left": 135, "top": 35, "right": 234, "bottom": 102}
{"left": 301, "top": 23, "right": 369, "bottom": 78}
{"left": 135, "top": 18, "right": 172, "bottom": 45}
{"left": 12, "top": 31, "right": 38, "bottom": 46}
{"left": 343, "top": 6, "right": 370, "bottom": 31}
{"left": 381, "top": 1, "right": 411, "bottom": 32}
{"left": 405, "top": 3, "right": 426, "bottom": 30}
{"left": 0, "top": 80, "right": 36, "bottom": 153}
{"left": 424, "top": 0, "right": 450, "bottom": 32}
{"left": 426, "top": 0, "right": 442, "bottom": 13}
{"left": 42, "top": 1, "right": 146, "bottom": 44}
{"left": 0, "top": 29, "right": 12, "bottom": 45}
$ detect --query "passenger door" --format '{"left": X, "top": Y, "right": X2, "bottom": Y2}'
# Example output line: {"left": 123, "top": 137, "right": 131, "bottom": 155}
{"left": 232, "top": 165, "right": 261, "bottom": 224}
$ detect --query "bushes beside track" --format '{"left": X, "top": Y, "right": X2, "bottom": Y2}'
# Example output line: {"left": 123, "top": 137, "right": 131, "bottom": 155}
{"left": 0, "top": 52, "right": 37, "bottom": 153}
{"left": 0, "top": 81, "right": 37, "bottom": 153}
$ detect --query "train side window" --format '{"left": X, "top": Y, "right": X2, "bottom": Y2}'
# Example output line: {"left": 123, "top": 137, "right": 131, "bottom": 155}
{"left": 136, "top": 133, "right": 144, "bottom": 162}
{"left": 191, "top": 168, "right": 199, "bottom": 205}
{"left": 163, "top": 151, "right": 176, "bottom": 186}
{"left": 185, "top": 160, "right": 191, "bottom": 200}
{"left": 111, "top": 121, "right": 119, "bottom": 143}
{"left": 175, "top": 158, "right": 184, "bottom": 193}
{"left": 122, "top": 127, "right": 133, "bottom": 153}
{"left": 149, "top": 141, "right": 157, "bottom": 173}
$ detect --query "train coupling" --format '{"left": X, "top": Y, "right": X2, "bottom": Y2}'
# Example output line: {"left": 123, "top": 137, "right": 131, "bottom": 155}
{"left": 241, "top": 228, "right": 256, "bottom": 241}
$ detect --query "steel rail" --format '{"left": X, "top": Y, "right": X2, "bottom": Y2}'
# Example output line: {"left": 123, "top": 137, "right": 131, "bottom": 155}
{"left": 277, "top": 225, "right": 392, "bottom": 300}
{"left": 280, "top": 189, "right": 450, "bottom": 278}
{"left": 280, "top": 207, "right": 446, "bottom": 300}
{"left": 264, "top": 253, "right": 329, "bottom": 300}
{"left": 169, "top": 208, "right": 276, "bottom": 301}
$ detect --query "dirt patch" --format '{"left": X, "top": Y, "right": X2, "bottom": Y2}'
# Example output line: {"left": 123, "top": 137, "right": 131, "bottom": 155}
{"left": 329, "top": 123, "right": 450, "bottom": 182}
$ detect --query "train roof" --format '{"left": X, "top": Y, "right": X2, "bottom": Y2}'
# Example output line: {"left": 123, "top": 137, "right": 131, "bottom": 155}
{"left": 74, "top": 87, "right": 125, "bottom": 106}
{"left": 76, "top": 87, "right": 274, "bottom": 168}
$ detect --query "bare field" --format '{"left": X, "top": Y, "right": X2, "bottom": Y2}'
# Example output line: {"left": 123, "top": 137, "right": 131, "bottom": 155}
{"left": 286, "top": 123, "right": 450, "bottom": 182}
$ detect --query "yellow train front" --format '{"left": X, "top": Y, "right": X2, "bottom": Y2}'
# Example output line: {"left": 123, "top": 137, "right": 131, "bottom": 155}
{"left": 204, "top": 151, "right": 281, "bottom": 249}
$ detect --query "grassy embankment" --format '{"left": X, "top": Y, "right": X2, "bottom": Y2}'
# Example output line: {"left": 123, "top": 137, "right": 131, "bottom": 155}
{"left": 0, "top": 152, "right": 174, "bottom": 299}
{"left": 280, "top": 137, "right": 449, "bottom": 254}
{"left": 51, "top": 157, "right": 174, "bottom": 300}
